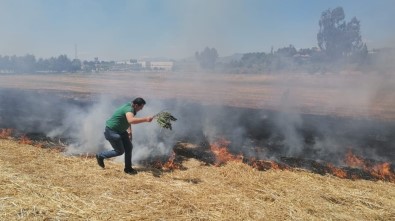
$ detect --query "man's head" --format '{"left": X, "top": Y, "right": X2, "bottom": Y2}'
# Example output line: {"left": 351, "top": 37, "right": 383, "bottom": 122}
{"left": 132, "top": 97, "right": 146, "bottom": 112}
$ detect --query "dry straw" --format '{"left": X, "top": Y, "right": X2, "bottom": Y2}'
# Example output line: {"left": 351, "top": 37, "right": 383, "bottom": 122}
{"left": 0, "top": 139, "right": 394, "bottom": 220}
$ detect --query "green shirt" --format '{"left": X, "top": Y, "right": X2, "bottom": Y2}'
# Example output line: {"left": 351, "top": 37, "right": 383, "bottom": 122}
{"left": 106, "top": 103, "right": 136, "bottom": 132}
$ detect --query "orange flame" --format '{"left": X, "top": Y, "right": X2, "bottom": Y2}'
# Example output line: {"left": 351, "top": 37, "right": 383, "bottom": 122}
{"left": 372, "top": 162, "right": 394, "bottom": 181}
{"left": 153, "top": 151, "right": 182, "bottom": 171}
{"left": 162, "top": 151, "right": 181, "bottom": 170}
{"left": 250, "top": 159, "right": 282, "bottom": 171}
{"left": 210, "top": 138, "right": 243, "bottom": 166}
{"left": 344, "top": 150, "right": 394, "bottom": 181}
{"left": 19, "top": 135, "right": 33, "bottom": 145}
{"left": 0, "top": 128, "right": 13, "bottom": 139}
{"left": 345, "top": 150, "right": 365, "bottom": 168}
{"left": 326, "top": 163, "right": 348, "bottom": 178}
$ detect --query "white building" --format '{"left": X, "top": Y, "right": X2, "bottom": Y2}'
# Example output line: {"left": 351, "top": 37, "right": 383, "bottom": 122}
{"left": 149, "top": 61, "right": 174, "bottom": 71}
{"left": 114, "top": 60, "right": 174, "bottom": 71}
{"left": 137, "top": 61, "right": 148, "bottom": 68}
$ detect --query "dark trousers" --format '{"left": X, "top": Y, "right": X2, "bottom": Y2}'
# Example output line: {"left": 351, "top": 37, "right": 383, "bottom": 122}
{"left": 98, "top": 127, "right": 133, "bottom": 169}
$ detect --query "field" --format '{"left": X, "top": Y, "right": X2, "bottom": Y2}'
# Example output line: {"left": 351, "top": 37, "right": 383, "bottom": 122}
{"left": 0, "top": 72, "right": 395, "bottom": 220}
{"left": 0, "top": 72, "right": 394, "bottom": 120}
{"left": 0, "top": 139, "right": 394, "bottom": 220}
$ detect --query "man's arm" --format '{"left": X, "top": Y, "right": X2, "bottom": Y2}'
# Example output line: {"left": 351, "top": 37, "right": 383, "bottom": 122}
{"left": 126, "top": 112, "right": 153, "bottom": 124}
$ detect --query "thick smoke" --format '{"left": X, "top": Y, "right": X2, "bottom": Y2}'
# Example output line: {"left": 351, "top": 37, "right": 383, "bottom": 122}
{"left": 49, "top": 96, "right": 115, "bottom": 154}
{"left": 0, "top": 89, "right": 175, "bottom": 162}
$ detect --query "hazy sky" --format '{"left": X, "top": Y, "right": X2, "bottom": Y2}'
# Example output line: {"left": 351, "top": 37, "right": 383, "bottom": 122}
{"left": 0, "top": 0, "right": 394, "bottom": 61}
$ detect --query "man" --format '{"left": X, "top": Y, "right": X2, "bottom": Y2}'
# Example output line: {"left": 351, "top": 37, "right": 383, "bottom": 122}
{"left": 96, "top": 97, "right": 153, "bottom": 175}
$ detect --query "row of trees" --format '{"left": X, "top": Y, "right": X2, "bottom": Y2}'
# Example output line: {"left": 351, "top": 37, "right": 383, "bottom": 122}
{"left": 227, "top": 42, "right": 368, "bottom": 74}
{"left": 0, "top": 55, "right": 119, "bottom": 73}
{"left": 0, "top": 54, "right": 82, "bottom": 73}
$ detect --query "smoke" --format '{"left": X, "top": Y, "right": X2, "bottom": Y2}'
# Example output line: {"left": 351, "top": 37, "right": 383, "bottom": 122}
{"left": 52, "top": 96, "right": 114, "bottom": 155}
{"left": 274, "top": 89, "right": 303, "bottom": 156}
{"left": 0, "top": 89, "right": 77, "bottom": 133}
{"left": 0, "top": 89, "right": 175, "bottom": 162}
{"left": 1, "top": 64, "right": 395, "bottom": 166}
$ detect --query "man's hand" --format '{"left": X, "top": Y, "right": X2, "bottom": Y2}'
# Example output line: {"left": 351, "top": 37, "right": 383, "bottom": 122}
{"left": 128, "top": 131, "right": 132, "bottom": 140}
{"left": 146, "top": 116, "right": 154, "bottom": 122}
{"left": 127, "top": 126, "right": 132, "bottom": 140}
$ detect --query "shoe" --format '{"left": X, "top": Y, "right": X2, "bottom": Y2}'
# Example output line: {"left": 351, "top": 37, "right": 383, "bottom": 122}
{"left": 124, "top": 168, "right": 138, "bottom": 175}
{"left": 96, "top": 154, "right": 105, "bottom": 168}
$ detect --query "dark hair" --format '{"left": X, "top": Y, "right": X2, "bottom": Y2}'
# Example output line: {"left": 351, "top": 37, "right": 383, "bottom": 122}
{"left": 132, "top": 97, "right": 146, "bottom": 106}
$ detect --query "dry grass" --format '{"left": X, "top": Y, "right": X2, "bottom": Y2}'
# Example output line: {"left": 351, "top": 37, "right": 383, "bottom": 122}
{"left": 0, "top": 139, "right": 394, "bottom": 220}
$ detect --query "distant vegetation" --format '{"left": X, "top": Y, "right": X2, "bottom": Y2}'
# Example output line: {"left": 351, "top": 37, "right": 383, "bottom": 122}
{"left": 0, "top": 7, "right": 393, "bottom": 74}
{"left": 194, "top": 6, "right": 377, "bottom": 74}
{"left": 0, "top": 55, "right": 118, "bottom": 74}
{"left": 193, "top": 7, "right": 394, "bottom": 74}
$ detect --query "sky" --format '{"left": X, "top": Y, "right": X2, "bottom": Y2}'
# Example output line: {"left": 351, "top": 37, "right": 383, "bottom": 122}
{"left": 0, "top": 0, "right": 394, "bottom": 61}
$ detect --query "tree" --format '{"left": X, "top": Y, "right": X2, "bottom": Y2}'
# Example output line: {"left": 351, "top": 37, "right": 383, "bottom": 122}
{"left": 276, "top": 45, "right": 297, "bottom": 57}
{"left": 0, "top": 55, "right": 11, "bottom": 72}
{"left": 345, "top": 17, "right": 364, "bottom": 54}
{"left": 71, "top": 59, "right": 82, "bottom": 72}
{"left": 317, "top": 7, "right": 364, "bottom": 60}
{"left": 195, "top": 47, "right": 218, "bottom": 70}
{"left": 82, "top": 60, "right": 95, "bottom": 72}
{"left": 55, "top": 55, "right": 72, "bottom": 72}
{"left": 19, "top": 54, "right": 36, "bottom": 73}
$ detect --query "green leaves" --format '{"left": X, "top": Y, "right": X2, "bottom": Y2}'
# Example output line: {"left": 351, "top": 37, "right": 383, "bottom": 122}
{"left": 154, "top": 111, "right": 177, "bottom": 130}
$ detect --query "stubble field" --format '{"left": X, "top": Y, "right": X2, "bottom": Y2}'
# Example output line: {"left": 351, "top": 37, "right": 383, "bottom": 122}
{"left": 0, "top": 72, "right": 394, "bottom": 220}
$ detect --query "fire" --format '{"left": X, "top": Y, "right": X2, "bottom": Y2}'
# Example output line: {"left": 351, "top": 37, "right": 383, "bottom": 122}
{"left": 326, "top": 163, "right": 347, "bottom": 178}
{"left": 0, "top": 128, "right": 13, "bottom": 139}
{"left": 209, "top": 138, "right": 285, "bottom": 171}
{"left": 250, "top": 159, "right": 283, "bottom": 171}
{"left": 210, "top": 138, "right": 243, "bottom": 166}
{"left": 153, "top": 151, "right": 182, "bottom": 171}
{"left": 344, "top": 150, "right": 395, "bottom": 182}
{"left": 162, "top": 151, "right": 181, "bottom": 170}
{"left": 19, "top": 135, "right": 33, "bottom": 145}
{"left": 372, "top": 162, "right": 393, "bottom": 180}
{"left": 345, "top": 150, "right": 365, "bottom": 167}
